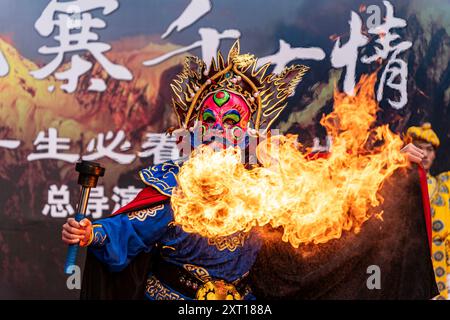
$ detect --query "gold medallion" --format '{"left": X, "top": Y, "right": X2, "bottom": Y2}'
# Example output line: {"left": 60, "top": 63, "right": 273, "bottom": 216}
{"left": 195, "top": 280, "right": 241, "bottom": 300}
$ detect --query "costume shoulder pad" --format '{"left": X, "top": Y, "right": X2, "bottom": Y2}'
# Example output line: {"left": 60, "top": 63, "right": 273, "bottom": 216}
{"left": 111, "top": 186, "right": 170, "bottom": 216}
{"left": 139, "top": 160, "right": 181, "bottom": 197}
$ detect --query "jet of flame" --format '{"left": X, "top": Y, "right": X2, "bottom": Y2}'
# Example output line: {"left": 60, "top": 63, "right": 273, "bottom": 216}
{"left": 171, "top": 74, "right": 408, "bottom": 247}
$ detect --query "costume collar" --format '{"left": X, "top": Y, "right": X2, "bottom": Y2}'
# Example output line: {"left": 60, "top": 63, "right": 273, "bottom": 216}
{"left": 139, "top": 160, "right": 182, "bottom": 197}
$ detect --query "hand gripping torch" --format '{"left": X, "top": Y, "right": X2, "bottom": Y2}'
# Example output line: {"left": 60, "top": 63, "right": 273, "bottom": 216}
{"left": 64, "top": 161, "right": 105, "bottom": 275}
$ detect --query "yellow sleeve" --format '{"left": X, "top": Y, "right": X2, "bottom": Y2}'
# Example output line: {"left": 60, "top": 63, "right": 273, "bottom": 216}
{"left": 436, "top": 172, "right": 450, "bottom": 258}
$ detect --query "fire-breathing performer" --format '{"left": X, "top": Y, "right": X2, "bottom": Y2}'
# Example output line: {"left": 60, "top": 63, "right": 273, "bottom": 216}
{"left": 404, "top": 123, "right": 450, "bottom": 300}
{"left": 61, "top": 41, "right": 310, "bottom": 300}
{"left": 62, "top": 42, "right": 438, "bottom": 300}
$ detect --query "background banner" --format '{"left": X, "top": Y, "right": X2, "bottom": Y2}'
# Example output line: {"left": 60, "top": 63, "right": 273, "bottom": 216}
{"left": 0, "top": 0, "right": 448, "bottom": 299}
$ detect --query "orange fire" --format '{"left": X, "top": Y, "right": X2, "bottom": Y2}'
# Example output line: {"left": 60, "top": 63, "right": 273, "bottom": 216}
{"left": 171, "top": 73, "right": 408, "bottom": 248}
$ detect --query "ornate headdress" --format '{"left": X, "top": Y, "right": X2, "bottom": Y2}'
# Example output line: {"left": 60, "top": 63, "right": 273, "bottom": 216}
{"left": 405, "top": 123, "right": 440, "bottom": 148}
{"left": 170, "top": 40, "right": 310, "bottom": 134}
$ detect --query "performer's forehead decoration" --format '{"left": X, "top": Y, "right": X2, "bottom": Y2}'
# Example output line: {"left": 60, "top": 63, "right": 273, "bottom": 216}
{"left": 170, "top": 40, "right": 310, "bottom": 136}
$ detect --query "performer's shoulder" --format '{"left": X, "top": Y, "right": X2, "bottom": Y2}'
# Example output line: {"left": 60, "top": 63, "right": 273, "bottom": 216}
{"left": 138, "top": 160, "right": 182, "bottom": 197}
{"left": 110, "top": 184, "right": 171, "bottom": 216}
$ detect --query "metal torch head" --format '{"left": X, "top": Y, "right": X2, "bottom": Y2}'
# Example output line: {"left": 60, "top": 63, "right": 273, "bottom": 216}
{"left": 75, "top": 161, "right": 106, "bottom": 188}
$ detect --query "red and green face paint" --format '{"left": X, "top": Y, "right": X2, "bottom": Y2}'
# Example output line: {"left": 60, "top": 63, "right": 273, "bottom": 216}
{"left": 199, "top": 90, "right": 251, "bottom": 146}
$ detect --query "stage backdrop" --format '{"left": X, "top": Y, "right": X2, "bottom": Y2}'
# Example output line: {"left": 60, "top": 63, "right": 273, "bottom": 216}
{"left": 0, "top": 0, "right": 448, "bottom": 299}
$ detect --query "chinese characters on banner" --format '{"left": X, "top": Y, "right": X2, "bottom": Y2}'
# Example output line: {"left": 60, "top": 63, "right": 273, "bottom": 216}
{"left": 361, "top": 1, "right": 412, "bottom": 109}
{"left": 43, "top": 184, "right": 142, "bottom": 218}
{"left": 42, "top": 185, "right": 75, "bottom": 218}
{"left": 27, "top": 128, "right": 79, "bottom": 163}
{"left": 331, "top": 1, "right": 411, "bottom": 109}
{"left": 83, "top": 131, "right": 135, "bottom": 165}
{"left": 30, "top": 0, "right": 132, "bottom": 93}
{"left": 0, "top": 47, "right": 8, "bottom": 77}
{"left": 24, "top": 128, "right": 178, "bottom": 165}
{"left": 143, "top": 0, "right": 326, "bottom": 77}
{"left": 0, "top": 139, "right": 20, "bottom": 149}
{"left": 23, "top": 128, "right": 178, "bottom": 219}
{"left": 26, "top": 0, "right": 411, "bottom": 108}
{"left": 0, "top": 42, "right": 15, "bottom": 152}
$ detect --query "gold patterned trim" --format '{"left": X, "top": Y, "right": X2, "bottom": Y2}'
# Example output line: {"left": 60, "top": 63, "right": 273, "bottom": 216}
{"left": 92, "top": 226, "right": 107, "bottom": 246}
{"left": 208, "top": 232, "right": 250, "bottom": 252}
{"left": 139, "top": 171, "right": 172, "bottom": 197}
{"left": 139, "top": 162, "right": 181, "bottom": 197}
{"left": 183, "top": 264, "right": 211, "bottom": 282}
{"left": 145, "top": 275, "right": 185, "bottom": 300}
{"left": 127, "top": 204, "right": 165, "bottom": 221}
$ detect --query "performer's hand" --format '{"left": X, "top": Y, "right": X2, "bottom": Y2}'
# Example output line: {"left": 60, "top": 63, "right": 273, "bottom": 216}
{"left": 62, "top": 218, "right": 92, "bottom": 247}
{"left": 401, "top": 143, "right": 425, "bottom": 165}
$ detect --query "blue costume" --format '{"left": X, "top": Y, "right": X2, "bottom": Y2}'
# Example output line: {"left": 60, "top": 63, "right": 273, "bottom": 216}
{"left": 88, "top": 161, "right": 261, "bottom": 300}
{"left": 83, "top": 40, "right": 309, "bottom": 300}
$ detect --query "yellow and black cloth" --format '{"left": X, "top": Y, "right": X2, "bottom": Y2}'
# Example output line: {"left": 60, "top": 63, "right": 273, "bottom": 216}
{"left": 428, "top": 171, "right": 450, "bottom": 299}
{"left": 406, "top": 122, "right": 449, "bottom": 299}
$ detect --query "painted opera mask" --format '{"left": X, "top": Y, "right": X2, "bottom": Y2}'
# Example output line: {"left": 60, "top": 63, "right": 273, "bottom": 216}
{"left": 198, "top": 89, "right": 251, "bottom": 148}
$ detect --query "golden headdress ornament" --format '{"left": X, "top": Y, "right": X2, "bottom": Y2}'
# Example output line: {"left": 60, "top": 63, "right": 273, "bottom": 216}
{"left": 405, "top": 122, "right": 440, "bottom": 148}
{"left": 170, "top": 40, "right": 310, "bottom": 133}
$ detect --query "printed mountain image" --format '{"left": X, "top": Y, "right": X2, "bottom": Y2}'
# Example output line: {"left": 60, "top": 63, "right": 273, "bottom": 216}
{"left": 0, "top": 38, "right": 186, "bottom": 298}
